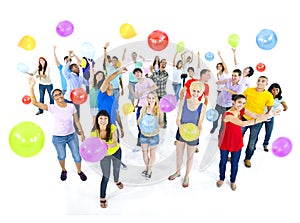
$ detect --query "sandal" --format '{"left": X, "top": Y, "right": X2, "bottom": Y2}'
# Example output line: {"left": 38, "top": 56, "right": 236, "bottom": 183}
{"left": 216, "top": 180, "right": 224, "bottom": 187}
{"left": 182, "top": 177, "right": 189, "bottom": 188}
{"left": 116, "top": 182, "right": 124, "bottom": 189}
{"left": 100, "top": 199, "right": 107, "bottom": 208}
{"left": 230, "top": 183, "right": 237, "bottom": 191}
{"left": 168, "top": 172, "right": 181, "bottom": 180}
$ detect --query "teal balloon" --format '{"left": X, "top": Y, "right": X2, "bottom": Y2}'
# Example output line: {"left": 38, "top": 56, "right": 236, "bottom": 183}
{"left": 206, "top": 108, "right": 219, "bottom": 122}
{"left": 139, "top": 115, "right": 158, "bottom": 135}
{"left": 205, "top": 52, "right": 214, "bottom": 61}
{"left": 80, "top": 42, "right": 95, "bottom": 59}
{"left": 256, "top": 29, "right": 277, "bottom": 50}
{"left": 17, "top": 62, "right": 29, "bottom": 73}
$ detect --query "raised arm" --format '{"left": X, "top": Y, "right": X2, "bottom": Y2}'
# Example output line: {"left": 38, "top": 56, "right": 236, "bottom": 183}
{"left": 53, "top": 45, "right": 60, "bottom": 67}
{"left": 28, "top": 76, "right": 48, "bottom": 111}
{"left": 100, "top": 67, "right": 127, "bottom": 93}
{"left": 103, "top": 42, "right": 110, "bottom": 66}
{"left": 173, "top": 51, "right": 178, "bottom": 67}
{"left": 88, "top": 60, "right": 95, "bottom": 89}
{"left": 197, "top": 51, "right": 200, "bottom": 69}
{"left": 232, "top": 48, "right": 237, "bottom": 66}
{"left": 218, "top": 50, "right": 229, "bottom": 74}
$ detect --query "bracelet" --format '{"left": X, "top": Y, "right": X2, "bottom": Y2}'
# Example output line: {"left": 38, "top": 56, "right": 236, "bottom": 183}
{"left": 30, "top": 95, "right": 35, "bottom": 98}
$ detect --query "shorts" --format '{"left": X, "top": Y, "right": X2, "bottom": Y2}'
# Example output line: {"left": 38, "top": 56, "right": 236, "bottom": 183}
{"left": 175, "top": 128, "right": 199, "bottom": 146}
{"left": 90, "top": 107, "right": 98, "bottom": 116}
{"left": 140, "top": 134, "right": 159, "bottom": 147}
{"left": 128, "top": 82, "right": 137, "bottom": 100}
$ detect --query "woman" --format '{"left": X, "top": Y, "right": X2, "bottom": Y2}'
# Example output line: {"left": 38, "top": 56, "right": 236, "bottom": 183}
{"left": 27, "top": 57, "right": 54, "bottom": 115}
{"left": 152, "top": 55, "right": 160, "bottom": 72}
{"left": 137, "top": 91, "right": 163, "bottom": 179}
{"left": 168, "top": 81, "right": 206, "bottom": 187}
{"left": 28, "top": 76, "right": 87, "bottom": 181}
{"left": 217, "top": 94, "right": 273, "bottom": 191}
{"left": 90, "top": 110, "right": 124, "bottom": 208}
{"left": 172, "top": 50, "right": 184, "bottom": 102}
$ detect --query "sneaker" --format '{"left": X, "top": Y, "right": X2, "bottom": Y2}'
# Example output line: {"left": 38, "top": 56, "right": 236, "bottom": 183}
{"left": 78, "top": 171, "right": 87, "bottom": 181}
{"left": 132, "top": 146, "right": 141, "bottom": 152}
{"left": 244, "top": 159, "right": 251, "bottom": 168}
{"left": 210, "top": 128, "right": 216, "bottom": 134}
{"left": 163, "top": 123, "right": 167, "bottom": 129}
{"left": 263, "top": 145, "right": 269, "bottom": 152}
{"left": 141, "top": 170, "right": 147, "bottom": 177}
{"left": 145, "top": 172, "right": 152, "bottom": 180}
{"left": 121, "top": 162, "right": 128, "bottom": 170}
{"left": 60, "top": 170, "right": 67, "bottom": 181}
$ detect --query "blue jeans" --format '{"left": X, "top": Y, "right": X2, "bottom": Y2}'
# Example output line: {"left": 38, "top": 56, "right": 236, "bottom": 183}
{"left": 219, "top": 149, "right": 241, "bottom": 183}
{"left": 172, "top": 82, "right": 181, "bottom": 102}
{"left": 242, "top": 117, "right": 263, "bottom": 160}
{"left": 52, "top": 133, "right": 81, "bottom": 163}
{"left": 39, "top": 83, "right": 54, "bottom": 113}
{"left": 100, "top": 148, "right": 122, "bottom": 198}
{"left": 256, "top": 117, "right": 274, "bottom": 146}
{"left": 136, "top": 106, "right": 142, "bottom": 139}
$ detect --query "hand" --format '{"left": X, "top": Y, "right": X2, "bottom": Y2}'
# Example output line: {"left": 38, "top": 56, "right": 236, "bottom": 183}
{"left": 28, "top": 76, "right": 36, "bottom": 87}
{"left": 80, "top": 134, "right": 86, "bottom": 142}
{"left": 104, "top": 42, "right": 109, "bottom": 48}
{"left": 120, "top": 129, "right": 124, "bottom": 138}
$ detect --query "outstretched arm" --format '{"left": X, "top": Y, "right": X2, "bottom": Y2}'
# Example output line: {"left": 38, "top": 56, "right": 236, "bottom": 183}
{"left": 28, "top": 77, "right": 48, "bottom": 111}
{"left": 100, "top": 67, "right": 127, "bottom": 93}
{"left": 53, "top": 45, "right": 60, "bottom": 67}
{"left": 218, "top": 50, "right": 229, "bottom": 74}
{"left": 232, "top": 48, "right": 237, "bottom": 66}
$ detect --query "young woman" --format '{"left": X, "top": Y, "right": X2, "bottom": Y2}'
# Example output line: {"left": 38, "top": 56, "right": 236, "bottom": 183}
{"left": 28, "top": 76, "right": 87, "bottom": 181}
{"left": 217, "top": 94, "right": 274, "bottom": 191}
{"left": 168, "top": 81, "right": 206, "bottom": 187}
{"left": 90, "top": 110, "right": 124, "bottom": 208}
{"left": 137, "top": 91, "right": 163, "bottom": 179}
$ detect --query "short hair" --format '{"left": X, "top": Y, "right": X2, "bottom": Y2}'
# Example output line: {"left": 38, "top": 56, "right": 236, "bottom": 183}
{"left": 248, "top": 66, "right": 254, "bottom": 77}
{"left": 187, "top": 67, "right": 194, "bottom": 72}
{"left": 133, "top": 68, "right": 143, "bottom": 74}
{"left": 190, "top": 81, "right": 205, "bottom": 93}
{"left": 232, "top": 68, "right": 242, "bottom": 76}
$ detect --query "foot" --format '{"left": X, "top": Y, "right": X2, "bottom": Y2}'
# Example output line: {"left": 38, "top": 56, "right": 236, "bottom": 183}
{"left": 230, "top": 182, "right": 237, "bottom": 191}
{"left": 263, "top": 145, "right": 269, "bottom": 152}
{"left": 145, "top": 172, "right": 152, "bottom": 180}
{"left": 60, "top": 170, "right": 67, "bottom": 181}
{"left": 141, "top": 170, "right": 147, "bottom": 177}
{"left": 36, "top": 111, "right": 42, "bottom": 115}
{"left": 195, "top": 147, "right": 199, "bottom": 153}
{"left": 100, "top": 199, "right": 107, "bottom": 208}
{"left": 182, "top": 177, "right": 189, "bottom": 188}
{"left": 210, "top": 128, "right": 216, "bottom": 134}
{"left": 216, "top": 180, "right": 224, "bottom": 187}
{"left": 132, "top": 146, "right": 141, "bottom": 152}
{"left": 116, "top": 182, "right": 124, "bottom": 189}
{"left": 163, "top": 123, "right": 167, "bottom": 129}
{"left": 244, "top": 159, "right": 251, "bottom": 168}
{"left": 120, "top": 162, "right": 128, "bottom": 170}
{"left": 168, "top": 172, "right": 181, "bottom": 180}
{"left": 78, "top": 171, "right": 87, "bottom": 181}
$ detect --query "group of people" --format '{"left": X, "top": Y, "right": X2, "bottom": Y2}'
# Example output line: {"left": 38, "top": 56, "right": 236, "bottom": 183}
{"left": 27, "top": 43, "right": 288, "bottom": 208}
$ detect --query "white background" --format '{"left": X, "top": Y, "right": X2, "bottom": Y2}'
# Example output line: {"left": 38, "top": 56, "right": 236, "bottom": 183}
{"left": 0, "top": 0, "right": 299, "bottom": 222}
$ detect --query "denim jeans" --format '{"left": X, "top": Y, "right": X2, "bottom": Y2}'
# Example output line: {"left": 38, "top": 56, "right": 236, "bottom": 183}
{"left": 172, "top": 82, "right": 181, "bottom": 102}
{"left": 219, "top": 149, "right": 241, "bottom": 183}
{"left": 39, "top": 83, "right": 54, "bottom": 113}
{"left": 136, "top": 106, "right": 142, "bottom": 139}
{"left": 242, "top": 117, "right": 263, "bottom": 160}
{"left": 100, "top": 148, "right": 122, "bottom": 198}
{"left": 52, "top": 132, "right": 81, "bottom": 163}
{"left": 113, "top": 88, "right": 120, "bottom": 102}
{"left": 212, "top": 104, "right": 231, "bottom": 138}
{"left": 256, "top": 117, "right": 274, "bottom": 146}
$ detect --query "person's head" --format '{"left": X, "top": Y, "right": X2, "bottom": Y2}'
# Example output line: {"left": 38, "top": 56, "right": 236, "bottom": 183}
{"left": 94, "top": 71, "right": 105, "bottom": 89}
{"left": 38, "top": 57, "right": 47, "bottom": 72}
{"left": 232, "top": 94, "right": 246, "bottom": 111}
{"left": 133, "top": 67, "right": 143, "bottom": 79}
{"left": 187, "top": 67, "right": 194, "bottom": 77}
{"left": 190, "top": 81, "right": 205, "bottom": 99}
{"left": 231, "top": 68, "right": 242, "bottom": 84}
{"left": 111, "top": 56, "right": 119, "bottom": 67}
{"left": 268, "top": 83, "right": 283, "bottom": 100}
{"left": 51, "top": 89, "right": 64, "bottom": 102}
{"left": 93, "top": 110, "right": 112, "bottom": 141}
{"left": 216, "top": 62, "right": 225, "bottom": 73}
{"left": 243, "top": 66, "right": 254, "bottom": 77}
{"left": 256, "top": 75, "right": 268, "bottom": 90}
{"left": 69, "top": 63, "right": 80, "bottom": 75}
{"left": 160, "top": 59, "right": 167, "bottom": 69}
{"left": 199, "top": 69, "right": 211, "bottom": 83}
{"left": 131, "top": 52, "right": 137, "bottom": 61}
{"left": 176, "top": 60, "right": 183, "bottom": 69}
{"left": 186, "top": 56, "right": 192, "bottom": 63}
{"left": 64, "top": 56, "right": 72, "bottom": 63}
{"left": 146, "top": 91, "right": 160, "bottom": 116}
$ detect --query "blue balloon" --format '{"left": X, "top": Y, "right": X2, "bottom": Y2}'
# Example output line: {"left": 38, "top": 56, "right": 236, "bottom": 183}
{"left": 206, "top": 108, "right": 219, "bottom": 122}
{"left": 17, "top": 62, "right": 29, "bottom": 73}
{"left": 139, "top": 115, "right": 158, "bottom": 135}
{"left": 205, "top": 52, "right": 214, "bottom": 61}
{"left": 256, "top": 29, "right": 277, "bottom": 50}
{"left": 80, "top": 42, "right": 95, "bottom": 59}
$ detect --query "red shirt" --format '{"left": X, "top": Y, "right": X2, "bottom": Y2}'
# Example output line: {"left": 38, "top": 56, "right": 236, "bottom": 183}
{"left": 184, "top": 78, "right": 209, "bottom": 101}
{"left": 218, "top": 109, "right": 245, "bottom": 152}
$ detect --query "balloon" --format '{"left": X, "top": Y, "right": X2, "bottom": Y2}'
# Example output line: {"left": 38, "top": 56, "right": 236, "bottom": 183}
{"left": 122, "top": 102, "right": 134, "bottom": 116}
{"left": 139, "top": 115, "right": 159, "bottom": 135}
{"left": 256, "top": 62, "right": 266, "bottom": 72}
{"left": 80, "top": 42, "right": 95, "bottom": 59}
{"left": 56, "top": 20, "right": 74, "bottom": 37}
{"left": 256, "top": 29, "right": 277, "bottom": 50}
{"left": 117, "top": 60, "right": 121, "bottom": 68}
{"left": 205, "top": 52, "right": 214, "bottom": 61}
{"left": 17, "top": 62, "right": 29, "bottom": 73}
{"left": 176, "top": 42, "right": 185, "bottom": 53}
{"left": 70, "top": 88, "right": 88, "bottom": 104}
{"left": 22, "top": 95, "right": 31, "bottom": 104}
{"left": 80, "top": 137, "right": 108, "bottom": 162}
{"left": 180, "top": 123, "right": 200, "bottom": 142}
{"left": 80, "top": 58, "right": 87, "bottom": 68}
{"left": 159, "top": 94, "right": 177, "bottom": 112}
{"left": 206, "top": 108, "right": 219, "bottom": 122}
{"left": 148, "top": 30, "right": 169, "bottom": 51}
{"left": 228, "top": 33, "right": 240, "bottom": 48}
{"left": 119, "top": 23, "right": 137, "bottom": 39}
{"left": 9, "top": 121, "right": 45, "bottom": 157}
{"left": 18, "top": 35, "right": 36, "bottom": 50}
{"left": 272, "top": 137, "right": 292, "bottom": 157}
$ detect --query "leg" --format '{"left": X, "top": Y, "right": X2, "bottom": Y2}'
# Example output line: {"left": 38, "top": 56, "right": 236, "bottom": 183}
{"left": 182, "top": 145, "right": 196, "bottom": 187}
{"left": 168, "top": 141, "right": 185, "bottom": 180}
{"left": 141, "top": 144, "right": 150, "bottom": 172}
{"left": 210, "top": 104, "right": 222, "bottom": 133}
{"left": 38, "top": 84, "right": 46, "bottom": 114}
{"left": 230, "top": 149, "right": 242, "bottom": 183}
{"left": 100, "top": 156, "right": 112, "bottom": 199}
{"left": 52, "top": 135, "right": 67, "bottom": 180}
{"left": 46, "top": 84, "right": 54, "bottom": 104}
{"left": 147, "top": 146, "right": 157, "bottom": 174}
{"left": 218, "top": 149, "right": 229, "bottom": 181}
{"left": 263, "top": 117, "right": 274, "bottom": 151}
{"left": 112, "top": 148, "right": 122, "bottom": 183}
{"left": 245, "top": 122, "right": 263, "bottom": 161}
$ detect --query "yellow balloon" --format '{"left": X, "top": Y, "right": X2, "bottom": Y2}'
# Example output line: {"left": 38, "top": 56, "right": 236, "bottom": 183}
{"left": 18, "top": 35, "right": 36, "bottom": 50}
{"left": 120, "top": 23, "right": 137, "bottom": 39}
{"left": 80, "top": 58, "right": 87, "bottom": 68}
{"left": 117, "top": 60, "right": 121, "bottom": 68}
{"left": 122, "top": 103, "right": 134, "bottom": 116}
{"left": 180, "top": 123, "right": 200, "bottom": 142}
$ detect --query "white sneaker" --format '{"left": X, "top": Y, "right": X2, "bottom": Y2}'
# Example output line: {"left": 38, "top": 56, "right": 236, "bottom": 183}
{"left": 132, "top": 146, "right": 141, "bottom": 152}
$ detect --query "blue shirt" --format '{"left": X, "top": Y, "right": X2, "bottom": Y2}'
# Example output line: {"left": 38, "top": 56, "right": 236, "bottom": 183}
{"left": 58, "top": 64, "right": 67, "bottom": 91}
{"left": 97, "top": 91, "right": 118, "bottom": 125}
{"left": 107, "top": 64, "right": 122, "bottom": 89}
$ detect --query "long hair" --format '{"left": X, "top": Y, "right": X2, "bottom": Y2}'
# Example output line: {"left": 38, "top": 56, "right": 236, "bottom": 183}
{"left": 91, "top": 110, "right": 111, "bottom": 142}
{"left": 268, "top": 83, "right": 283, "bottom": 100}
{"left": 147, "top": 91, "right": 160, "bottom": 117}
{"left": 93, "top": 71, "right": 105, "bottom": 89}
{"left": 38, "top": 57, "right": 47, "bottom": 74}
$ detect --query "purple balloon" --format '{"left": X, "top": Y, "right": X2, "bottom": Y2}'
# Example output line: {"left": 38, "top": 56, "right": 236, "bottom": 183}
{"left": 159, "top": 94, "right": 176, "bottom": 112}
{"left": 80, "top": 137, "right": 108, "bottom": 162}
{"left": 271, "top": 137, "right": 292, "bottom": 157}
{"left": 56, "top": 20, "right": 74, "bottom": 37}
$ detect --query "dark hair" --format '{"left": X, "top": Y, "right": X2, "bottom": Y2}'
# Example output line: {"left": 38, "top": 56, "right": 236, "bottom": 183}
{"left": 92, "top": 110, "right": 112, "bottom": 142}
{"left": 51, "top": 89, "right": 63, "bottom": 97}
{"left": 133, "top": 67, "right": 143, "bottom": 74}
{"left": 176, "top": 60, "right": 183, "bottom": 69}
{"left": 153, "top": 56, "right": 160, "bottom": 68}
{"left": 232, "top": 68, "right": 242, "bottom": 76}
{"left": 216, "top": 62, "right": 225, "bottom": 72}
{"left": 112, "top": 56, "right": 118, "bottom": 61}
{"left": 232, "top": 94, "right": 246, "bottom": 101}
{"left": 38, "top": 57, "right": 48, "bottom": 74}
{"left": 187, "top": 67, "right": 194, "bottom": 72}
{"left": 259, "top": 75, "right": 268, "bottom": 81}
{"left": 63, "top": 56, "right": 72, "bottom": 62}
{"left": 268, "top": 83, "right": 283, "bottom": 100}
{"left": 248, "top": 66, "right": 254, "bottom": 77}
{"left": 93, "top": 71, "right": 105, "bottom": 89}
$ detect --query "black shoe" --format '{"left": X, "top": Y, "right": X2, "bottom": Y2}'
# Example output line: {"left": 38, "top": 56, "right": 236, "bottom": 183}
{"left": 60, "top": 170, "right": 67, "bottom": 181}
{"left": 263, "top": 145, "right": 269, "bottom": 152}
{"left": 210, "top": 128, "right": 216, "bottom": 134}
{"left": 78, "top": 171, "right": 87, "bottom": 181}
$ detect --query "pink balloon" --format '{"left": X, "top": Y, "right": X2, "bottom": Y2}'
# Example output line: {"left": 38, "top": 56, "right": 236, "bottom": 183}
{"left": 271, "top": 137, "right": 292, "bottom": 157}
{"left": 80, "top": 137, "right": 108, "bottom": 162}
{"left": 56, "top": 20, "right": 74, "bottom": 37}
{"left": 159, "top": 94, "right": 176, "bottom": 112}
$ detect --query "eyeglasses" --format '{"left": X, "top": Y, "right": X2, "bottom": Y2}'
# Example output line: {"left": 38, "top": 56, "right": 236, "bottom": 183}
{"left": 192, "top": 90, "right": 201, "bottom": 93}
{"left": 53, "top": 92, "right": 63, "bottom": 98}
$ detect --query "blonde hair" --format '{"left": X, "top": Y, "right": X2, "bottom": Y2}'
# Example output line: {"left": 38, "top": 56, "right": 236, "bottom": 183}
{"left": 147, "top": 91, "right": 160, "bottom": 117}
{"left": 190, "top": 81, "right": 205, "bottom": 94}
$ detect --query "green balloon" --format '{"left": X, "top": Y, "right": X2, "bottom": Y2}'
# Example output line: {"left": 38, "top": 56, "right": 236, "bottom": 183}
{"left": 9, "top": 121, "right": 45, "bottom": 158}
{"left": 228, "top": 33, "right": 240, "bottom": 48}
{"left": 176, "top": 41, "right": 185, "bottom": 53}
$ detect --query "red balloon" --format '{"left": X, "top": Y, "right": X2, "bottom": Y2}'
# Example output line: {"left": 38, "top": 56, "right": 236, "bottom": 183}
{"left": 148, "top": 30, "right": 169, "bottom": 51}
{"left": 22, "top": 95, "right": 31, "bottom": 104}
{"left": 256, "top": 63, "right": 266, "bottom": 72}
{"left": 70, "top": 88, "right": 88, "bottom": 104}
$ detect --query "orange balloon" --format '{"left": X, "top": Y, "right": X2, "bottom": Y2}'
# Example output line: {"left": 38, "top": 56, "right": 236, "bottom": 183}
{"left": 18, "top": 35, "right": 36, "bottom": 50}
{"left": 120, "top": 23, "right": 136, "bottom": 39}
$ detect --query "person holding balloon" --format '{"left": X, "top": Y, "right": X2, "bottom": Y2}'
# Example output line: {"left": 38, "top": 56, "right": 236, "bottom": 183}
{"left": 90, "top": 109, "right": 124, "bottom": 208}
{"left": 137, "top": 91, "right": 163, "bottom": 179}
{"left": 168, "top": 81, "right": 206, "bottom": 187}
{"left": 28, "top": 76, "right": 87, "bottom": 182}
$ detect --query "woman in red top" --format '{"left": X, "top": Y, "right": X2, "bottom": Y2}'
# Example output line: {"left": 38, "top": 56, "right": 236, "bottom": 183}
{"left": 217, "top": 94, "right": 271, "bottom": 191}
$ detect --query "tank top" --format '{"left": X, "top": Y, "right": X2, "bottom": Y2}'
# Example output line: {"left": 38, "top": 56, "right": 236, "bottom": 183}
{"left": 180, "top": 99, "right": 203, "bottom": 125}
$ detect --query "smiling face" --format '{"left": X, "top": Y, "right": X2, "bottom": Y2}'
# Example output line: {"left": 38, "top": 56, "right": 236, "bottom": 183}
{"left": 233, "top": 97, "right": 246, "bottom": 111}
{"left": 256, "top": 76, "right": 268, "bottom": 90}
{"left": 147, "top": 92, "right": 157, "bottom": 106}
{"left": 98, "top": 115, "right": 109, "bottom": 127}
{"left": 52, "top": 90, "right": 64, "bottom": 103}
{"left": 190, "top": 81, "right": 204, "bottom": 99}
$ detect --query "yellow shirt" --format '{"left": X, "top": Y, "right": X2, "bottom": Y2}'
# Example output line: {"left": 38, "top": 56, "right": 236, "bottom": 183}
{"left": 90, "top": 124, "right": 120, "bottom": 156}
{"left": 243, "top": 87, "right": 274, "bottom": 120}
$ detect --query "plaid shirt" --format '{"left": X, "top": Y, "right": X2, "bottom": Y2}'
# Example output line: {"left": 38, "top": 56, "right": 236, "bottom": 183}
{"left": 149, "top": 69, "right": 169, "bottom": 97}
